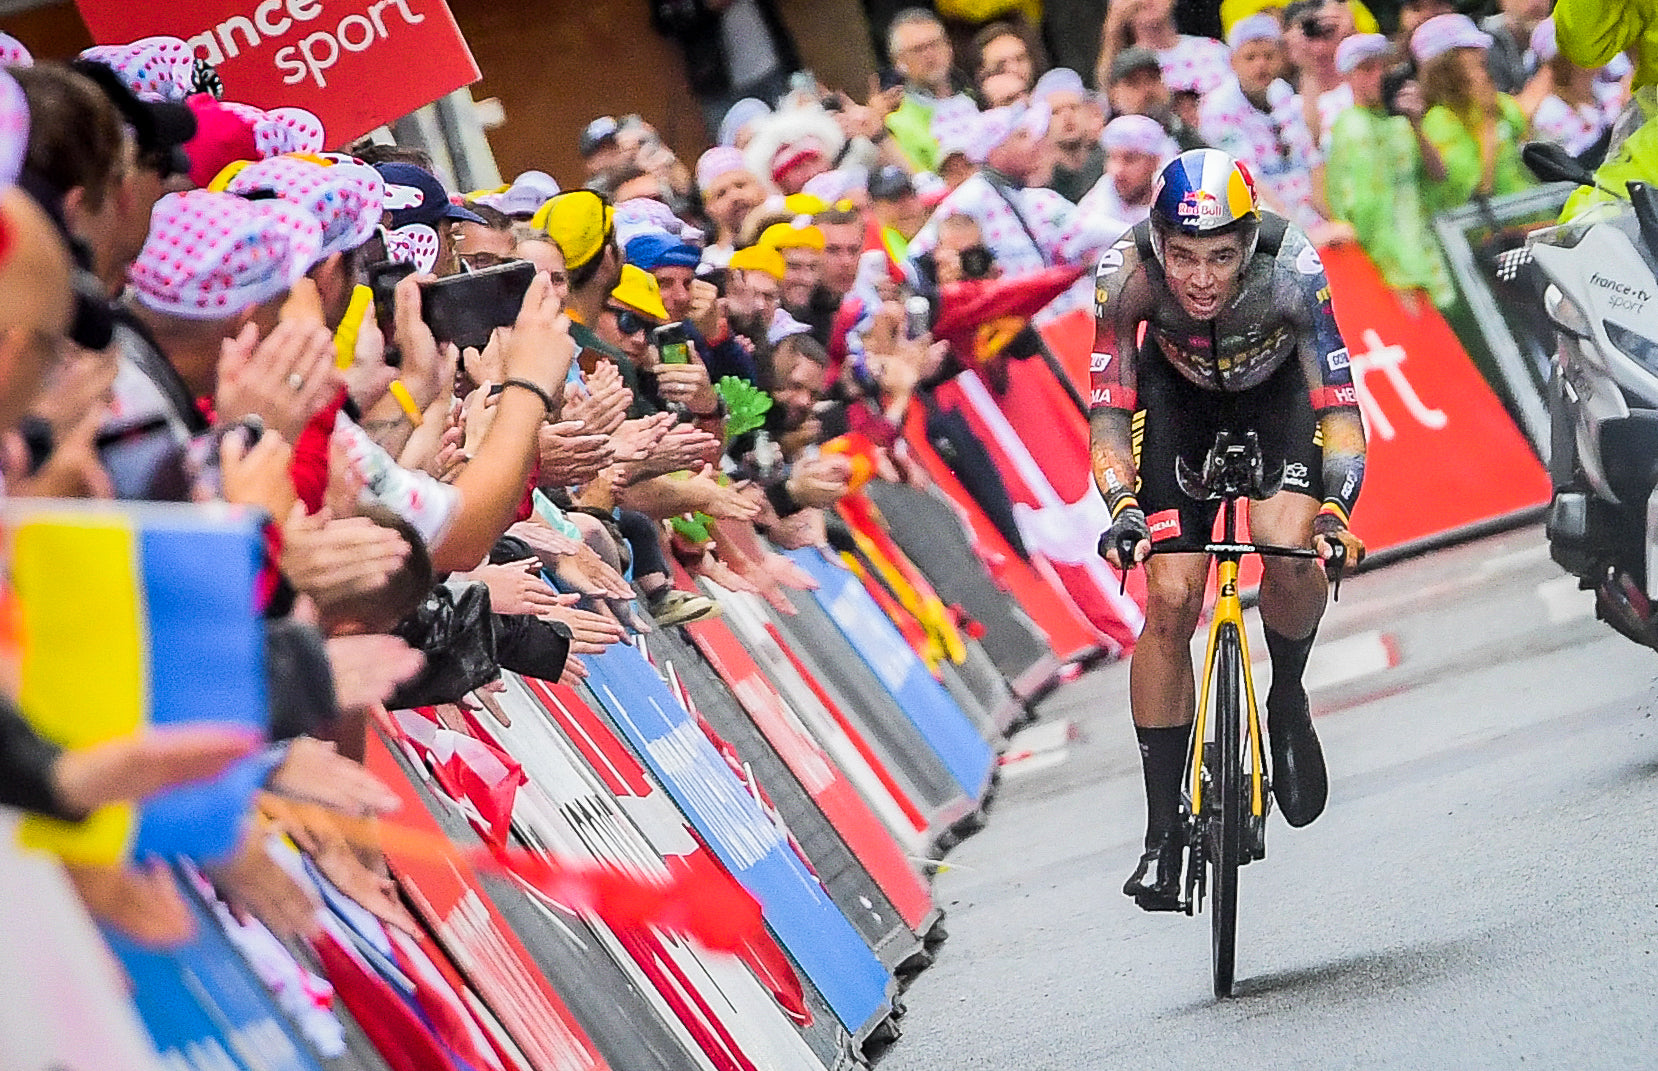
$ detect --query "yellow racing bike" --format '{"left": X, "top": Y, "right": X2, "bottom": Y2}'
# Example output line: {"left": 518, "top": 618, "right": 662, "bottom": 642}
{"left": 1112, "top": 429, "right": 1346, "bottom": 997}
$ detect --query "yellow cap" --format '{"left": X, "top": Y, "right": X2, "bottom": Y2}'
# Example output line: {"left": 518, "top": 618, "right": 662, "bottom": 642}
{"left": 531, "top": 190, "right": 615, "bottom": 271}
{"left": 728, "top": 243, "right": 787, "bottom": 280}
{"left": 611, "top": 264, "right": 669, "bottom": 322}
{"left": 1219, "top": 0, "right": 1378, "bottom": 34}
{"left": 758, "top": 220, "right": 825, "bottom": 251}
{"left": 783, "top": 193, "right": 828, "bottom": 216}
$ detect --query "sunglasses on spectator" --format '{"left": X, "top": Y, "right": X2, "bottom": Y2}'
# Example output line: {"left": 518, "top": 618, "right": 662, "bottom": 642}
{"left": 605, "top": 304, "right": 649, "bottom": 336}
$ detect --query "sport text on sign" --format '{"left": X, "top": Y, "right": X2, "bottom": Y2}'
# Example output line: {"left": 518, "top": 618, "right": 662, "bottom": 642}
{"left": 74, "top": 0, "right": 480, "bottom": 145}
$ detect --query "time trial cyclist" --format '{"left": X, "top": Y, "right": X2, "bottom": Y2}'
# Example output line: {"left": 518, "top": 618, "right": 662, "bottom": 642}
{"left": 1088, "top": 148, "right": 1368, "bottom": 912}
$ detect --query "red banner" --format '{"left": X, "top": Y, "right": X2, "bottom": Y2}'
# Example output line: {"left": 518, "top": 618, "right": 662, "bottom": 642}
{"left": 73, "top": 0, "right": 480, "bottom": 144}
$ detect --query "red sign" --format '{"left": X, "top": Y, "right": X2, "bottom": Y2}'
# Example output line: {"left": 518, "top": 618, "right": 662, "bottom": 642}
{"left": 73, "top": 0, "right": 480, "bottom": 144}
{"left": 1318, "top": 245, "right": 1551, "bottom": 551}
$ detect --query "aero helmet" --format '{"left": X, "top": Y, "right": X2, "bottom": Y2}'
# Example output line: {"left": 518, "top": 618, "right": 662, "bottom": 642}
{"left": 1147, "top": 148, "right": 1261, "bottom": 266}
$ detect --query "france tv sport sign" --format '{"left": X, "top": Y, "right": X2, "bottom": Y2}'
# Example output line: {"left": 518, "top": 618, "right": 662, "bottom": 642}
{"left": 74, "top": 0, "right": 481, "bottom": 144}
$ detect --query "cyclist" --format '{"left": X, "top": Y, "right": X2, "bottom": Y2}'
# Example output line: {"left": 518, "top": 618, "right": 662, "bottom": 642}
{"left": 1089, "top": 148, "right": 1368, "bottom": 912}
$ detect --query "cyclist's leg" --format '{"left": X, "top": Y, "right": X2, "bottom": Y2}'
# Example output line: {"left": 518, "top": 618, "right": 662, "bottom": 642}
{"left": 1244, "top": 364, "right": 1330, "bottom": 825}
{"left": 1123, "top": 353, "right": 1218, "bottom": 908}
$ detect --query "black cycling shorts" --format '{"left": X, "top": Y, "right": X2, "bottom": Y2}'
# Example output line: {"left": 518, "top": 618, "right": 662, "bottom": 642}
{"left": 1132, "top": 348, "right": 1322, "bottom": 548}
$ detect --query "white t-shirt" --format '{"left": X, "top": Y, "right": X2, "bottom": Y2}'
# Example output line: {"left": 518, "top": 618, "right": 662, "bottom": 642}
{"left": 1532, "top": 83, "right": 1625, "bottom": 158}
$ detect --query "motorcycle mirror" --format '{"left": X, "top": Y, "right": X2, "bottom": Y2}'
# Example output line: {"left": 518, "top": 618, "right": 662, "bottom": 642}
{"left": 1522, "top": 142, "right": 1596, "bottom": 188}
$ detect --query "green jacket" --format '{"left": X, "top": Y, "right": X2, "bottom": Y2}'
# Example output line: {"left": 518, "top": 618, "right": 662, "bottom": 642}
{"left": 1420, "top": 96, "right": 1536, "bottom": 212}
{"left": 1326, "top": 105, "right": 1456, "bottom": 307}
{"left": 1556, "top": 0, "right": 1658, "bottom": 91}
{"left": 886, "top": 94, "right": 942, "bottom": 173}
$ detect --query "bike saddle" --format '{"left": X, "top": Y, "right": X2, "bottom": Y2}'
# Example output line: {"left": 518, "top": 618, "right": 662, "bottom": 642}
{"left": 1175, "top": 430, "right": 1285, "bottom": 501}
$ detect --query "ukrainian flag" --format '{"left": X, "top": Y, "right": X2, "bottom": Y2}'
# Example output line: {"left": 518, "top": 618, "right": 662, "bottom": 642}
{"left": 5, "top": 501, "right": 268, "bottom": 866}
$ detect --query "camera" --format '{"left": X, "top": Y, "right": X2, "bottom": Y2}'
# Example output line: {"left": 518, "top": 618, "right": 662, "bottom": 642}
{"left": 959, "top": 244, "right": 995, "bottom": 280}
{"left": 1380, "top": 63, "right": 1414, "bottom": 117}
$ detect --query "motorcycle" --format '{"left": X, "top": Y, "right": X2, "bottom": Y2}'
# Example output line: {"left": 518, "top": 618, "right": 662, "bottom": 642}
{"left": 1510, "top": 142, "right": 1658, "bottom": 651}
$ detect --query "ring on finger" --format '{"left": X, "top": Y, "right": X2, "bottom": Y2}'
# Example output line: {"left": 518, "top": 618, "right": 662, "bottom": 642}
{"left": 287, "top": 372, "right": 305, "bottom": 391}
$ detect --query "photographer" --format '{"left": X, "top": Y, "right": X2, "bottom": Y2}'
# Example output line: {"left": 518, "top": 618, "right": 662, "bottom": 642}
{"left": 1324, "top": 34, "right": 1455, "bottom": 309}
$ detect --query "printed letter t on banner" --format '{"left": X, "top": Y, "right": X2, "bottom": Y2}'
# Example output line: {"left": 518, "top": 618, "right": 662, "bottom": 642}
{"left": 73, "top": 0, "right": 481, "bottom": 145}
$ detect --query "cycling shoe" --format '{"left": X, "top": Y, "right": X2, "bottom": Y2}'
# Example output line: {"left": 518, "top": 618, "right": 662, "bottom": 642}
{"left": 1267, "top": 689, "right": 1327, "bottom": 827}
{"left": 1123, "top": 831, "right": 1185, "bottom": 912}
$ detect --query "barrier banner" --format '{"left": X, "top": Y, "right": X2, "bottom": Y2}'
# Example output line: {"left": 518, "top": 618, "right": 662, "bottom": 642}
{"left": 581, "top": 643, "right": 895, "bottom": 1043}
{"left": 365, "top": 732, "right": 615, "bottom": 1071}
{"left": 647, "top": 626, "right": 930, "bottom": 970}
{"left": 1318, "top": 244, "right": 1552, "bottom": 550}
{"left": 784, "top": 546, "right": 997, "bottom": 802}
{"left": 933, "top": 366, "right": 1146, "bottom": 651}
{"left": 758, "top": 579, "right": 979, "bottom": 837}
{"left": 472, "top": 677, "right": 841, "bottom": 1071}
{"left": 701, "top": 583, "right": 935, "bottom": 859}
{"left": 74, "top": 0, "right": 481, "bottom": 144}
{"left": 101, "top": 867, "right": 327, "bottom": 1071}
{"left": 900, "top": 403, "right": 1101, "bottom": 671}
{"left": 512, "top": 677, "right": 858, "bottom": 1071}
{"left": 862, "top": 480, "right": 1044, "bottom": 723}
{"left": 678, "top": 614, "right": 938, "bottom": 933}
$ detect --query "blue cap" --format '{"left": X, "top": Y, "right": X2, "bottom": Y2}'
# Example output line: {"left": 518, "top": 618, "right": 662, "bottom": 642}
{"left": 374, "top": 162, "right": 486, "bottom": 230}
{"left": 626, "top": 231, "right": 701, "bottom": 270}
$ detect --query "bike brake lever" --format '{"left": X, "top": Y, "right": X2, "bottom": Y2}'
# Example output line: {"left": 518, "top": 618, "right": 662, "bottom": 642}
{"left": 1322, "top": 539, "right": 1347, "bottom": 602}
{"left": 1116, "top": 531, "right": 1142, "bottom": 595}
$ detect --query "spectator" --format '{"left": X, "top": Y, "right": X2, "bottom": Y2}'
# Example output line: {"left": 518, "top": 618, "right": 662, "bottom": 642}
{"left": 1104, "top": 48, "right": 1207, "bottom": 151}
{"left": 1197, "top": 15, "right": 1333, "bottom": 234}
{"left": 1482, "top": 0, "right": 1552, "bottom": 96}
{"left": 1077, "top": 114, "right": 1177, "bottom": 226}
{"left": 868, "top": 163, "right": 932, "bottom": 245}
{"left": 1528, "top": 18, "right": 1625, "bottom": 163}
{"left": 1097, "top": 0, "right": 1233, "bottom": 99}
{"left": 579, "top": 116, "right": 628, "bottom": 180}
{"left": 473, "top": 170, "right": 560, "bottom": 221}
{"left": 818, "top": 204, "right": 867, "bottom": 302}
{"left": 1282, "top": 0, "right": 1357, "bottom": 145}
{"left": 696, "top": 147, "right": 769, "bottom": 268}
{"left": 1324, "top": 33, "right": 1455, "bottom": 308}
{"left": 971, "top": 19, "right": 1047, "bottom": 97}
{"left": 535, "top": 189, "right": 627, "bottom": 369}
{"left": 885, "top": 8, "right": 981, "bottom": 172}
{"left": 1554, "top": 0, "right": 1658, "bottom": 93}
{"left": 1396, "top": 0, "right": 1452, "bottom": 41}
{"left": 454, "top": 201, "right": 518, "bottom": 259}
{"left": 1035, "top": 68, "right": 1104, "bottom": 203}
{"left": 719, "top": 97, "right": 773, "bottom": 148}
{"left": 1414, "top": 13, "right": 1537, "bottom": 211}
{"left": 908, "top": 104, "right": 1124, "bottom": 280}
{"left": 375, "top": 161, "right": 486, "bottom": 278}
{"left": 744, "top": 104, "right": 845, "bottom": 194}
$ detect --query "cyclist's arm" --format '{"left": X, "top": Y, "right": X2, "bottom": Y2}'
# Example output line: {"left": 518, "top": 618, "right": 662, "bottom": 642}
{"left": 1088, "top": 235, "right": 1145, "bottom": 518}
{"left": 1283, "top": 237, "right": 1366, "bottom": 528}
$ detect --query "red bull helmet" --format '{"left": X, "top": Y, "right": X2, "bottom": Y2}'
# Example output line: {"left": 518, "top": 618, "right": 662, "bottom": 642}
{"left": 1148, "top": 148, "right": 1261, "bottom": 267}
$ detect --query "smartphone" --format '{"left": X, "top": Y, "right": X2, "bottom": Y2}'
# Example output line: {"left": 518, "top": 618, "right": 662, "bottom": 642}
{"left": 420, "top": 260, "right": 537, "bottom": 352}
{"left": 96, "top": 415, "right": 189, "bottom": 501}
{"left": 652, "top": 322, "right": 692, "bottom": 365}
{"left": 366, "top": 258, "right": 415, "bottom": 367}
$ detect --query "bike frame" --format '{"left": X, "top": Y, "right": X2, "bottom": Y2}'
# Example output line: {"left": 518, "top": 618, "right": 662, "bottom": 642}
{"left": 1187, "top": 495, "right": 1268, "bottom": 826}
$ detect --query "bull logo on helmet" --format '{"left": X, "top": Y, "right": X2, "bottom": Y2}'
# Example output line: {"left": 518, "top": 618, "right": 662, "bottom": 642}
{"left": 1178, "top": 187, "right": 1225, "bottom": 222}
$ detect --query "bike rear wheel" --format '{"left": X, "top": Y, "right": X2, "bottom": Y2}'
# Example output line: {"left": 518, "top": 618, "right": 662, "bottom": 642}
{"left": 1210, "top": 623, "right": 1243, "bottom": 998}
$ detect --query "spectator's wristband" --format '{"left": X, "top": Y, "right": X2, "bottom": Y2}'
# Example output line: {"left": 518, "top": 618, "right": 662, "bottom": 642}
{"left": 503, "top": 378, "right": 555, "bottom": 416}
{"left": 388, "top": 380, "right": 423, "bottom": 426}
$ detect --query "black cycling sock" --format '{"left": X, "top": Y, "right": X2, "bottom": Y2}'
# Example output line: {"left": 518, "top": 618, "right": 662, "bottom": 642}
{"left": 1136, "top": 725, "right": 1189, "bottom": 847}
{"left": 1264, "top": 626, "right": 1318, "bottom": 712}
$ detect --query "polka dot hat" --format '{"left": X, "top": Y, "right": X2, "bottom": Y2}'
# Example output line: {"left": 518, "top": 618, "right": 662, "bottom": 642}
{"left": 222, "top": 155, "right": 384, "bottom": 260}
{"left": 0, "top": 33, "right": 33, "bottom": 69}
{"left": 0, "top": 70, "right": 25, "bottom": 191}
{"left": 217, "top": 100, "right": 327, "bottom": 158}
{"left": 383, "top": 224, "right": 440, "bottom": 275}
{"left": 129, "top": 190, "right": 323, "bottom": 319}
{"left": 80, "top": 36, "right": 194, "bottom": 102}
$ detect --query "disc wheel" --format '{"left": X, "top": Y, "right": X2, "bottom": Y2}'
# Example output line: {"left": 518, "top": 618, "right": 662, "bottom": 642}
{"left": 1209, "top": 623, "right": 1243, "bottom": 998}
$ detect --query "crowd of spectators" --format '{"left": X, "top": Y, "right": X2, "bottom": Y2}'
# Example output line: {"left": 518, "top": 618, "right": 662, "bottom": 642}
{"left": 0, "top": 0, "right": 1637, "bottom": 987}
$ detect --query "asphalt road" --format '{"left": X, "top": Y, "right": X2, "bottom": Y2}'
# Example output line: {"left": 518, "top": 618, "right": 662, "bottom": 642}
{"left": 884, "top": 525, "right": 1658, "bottom": 1070}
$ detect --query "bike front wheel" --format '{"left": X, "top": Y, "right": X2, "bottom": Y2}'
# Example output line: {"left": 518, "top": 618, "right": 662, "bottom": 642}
{"left": 1209, "top": 622, "right": 1243, "bottom": 998}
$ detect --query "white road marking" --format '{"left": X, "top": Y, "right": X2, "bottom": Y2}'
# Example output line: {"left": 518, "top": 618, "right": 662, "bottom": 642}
{"left": 1303, "top": 630, "right": 1401, "bottom": 692}
{"left": 999, "top": 719, "right": 1074, "bottom": 777}
{"left": 1536, "top": 574, "right": 1596, "bottom": 623}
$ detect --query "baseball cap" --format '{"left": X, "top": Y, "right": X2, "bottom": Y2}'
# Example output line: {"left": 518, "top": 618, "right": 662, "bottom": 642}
{"left": 1410, "top": 13, "right": 1492, "bottom": 63}
{"left": 758, "top": 220, "right": 824, "bottom": 251}
{"left": 867, "top": 164, "right": 915, "bottom": 201}
{"left": 1335, "top": 33, "right": 1391, "bottom": 73}
{"left": 130, "top": 190, "right": 322, "bottom": 318}
{"left": 220, "top": 156, "right": 384, "bottom": 260}
{"left": 1108, "top": 47, "right": 1162, "bottom": 85}
{"left": 579, "top": 115, "right": 620, "bottom": 157}
{"left": 488, "top": 170, "right": 560, "bottom": 218}
{"left": 626, "top": 231, "right": 701, "bottom": 270}
{"left": 71, "top": 58, "right": 195, "bottom": 177}
{"left": 184, "top": 96, "right": 326, "bottom": 189}
{"left": 79, "top": 36, "right": 194, "bottom": 102}
{"left": 532, "top": 189, "right": 616, "bottom": 272}
{"left": 1031, "top": 67, "right": 1087, "bottom": 107}
{"left": 727, "top": 243, "right": 786, "bottom": 280}
{"left": 610, "top": 263, "right": 668, "bottom": 322}
{"left": 0, "top": 33, "right": 31, "bottom": 68}
{"left": 376, "top": 162, "right": 487, "bottom": 230}
{"left": 1103, "top": 114, "right": 1177, "bottom": 159}
{"left": 696, "top": 146, "right": 750, "bottom": 189}
{"left": 1226, "top": 13, "right": 1282, "bottom": 48}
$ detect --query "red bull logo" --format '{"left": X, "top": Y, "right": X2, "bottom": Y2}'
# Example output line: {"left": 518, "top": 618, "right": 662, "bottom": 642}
{"left": 1178, "top": 187, "right": 1225, "bottom": 222}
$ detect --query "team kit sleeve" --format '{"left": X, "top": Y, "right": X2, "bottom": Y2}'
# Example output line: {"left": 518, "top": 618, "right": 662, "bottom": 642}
{"left": 1088, "top": 235, "right": 1144, "bottom": 519}
{"left": 1283, "top": 234, "right": 1367, "bottom": 529}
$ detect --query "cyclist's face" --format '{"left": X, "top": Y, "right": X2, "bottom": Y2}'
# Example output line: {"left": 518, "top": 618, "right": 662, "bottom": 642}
{"left": 1162, "top": 232, "right": 1248, "bottom": 320}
